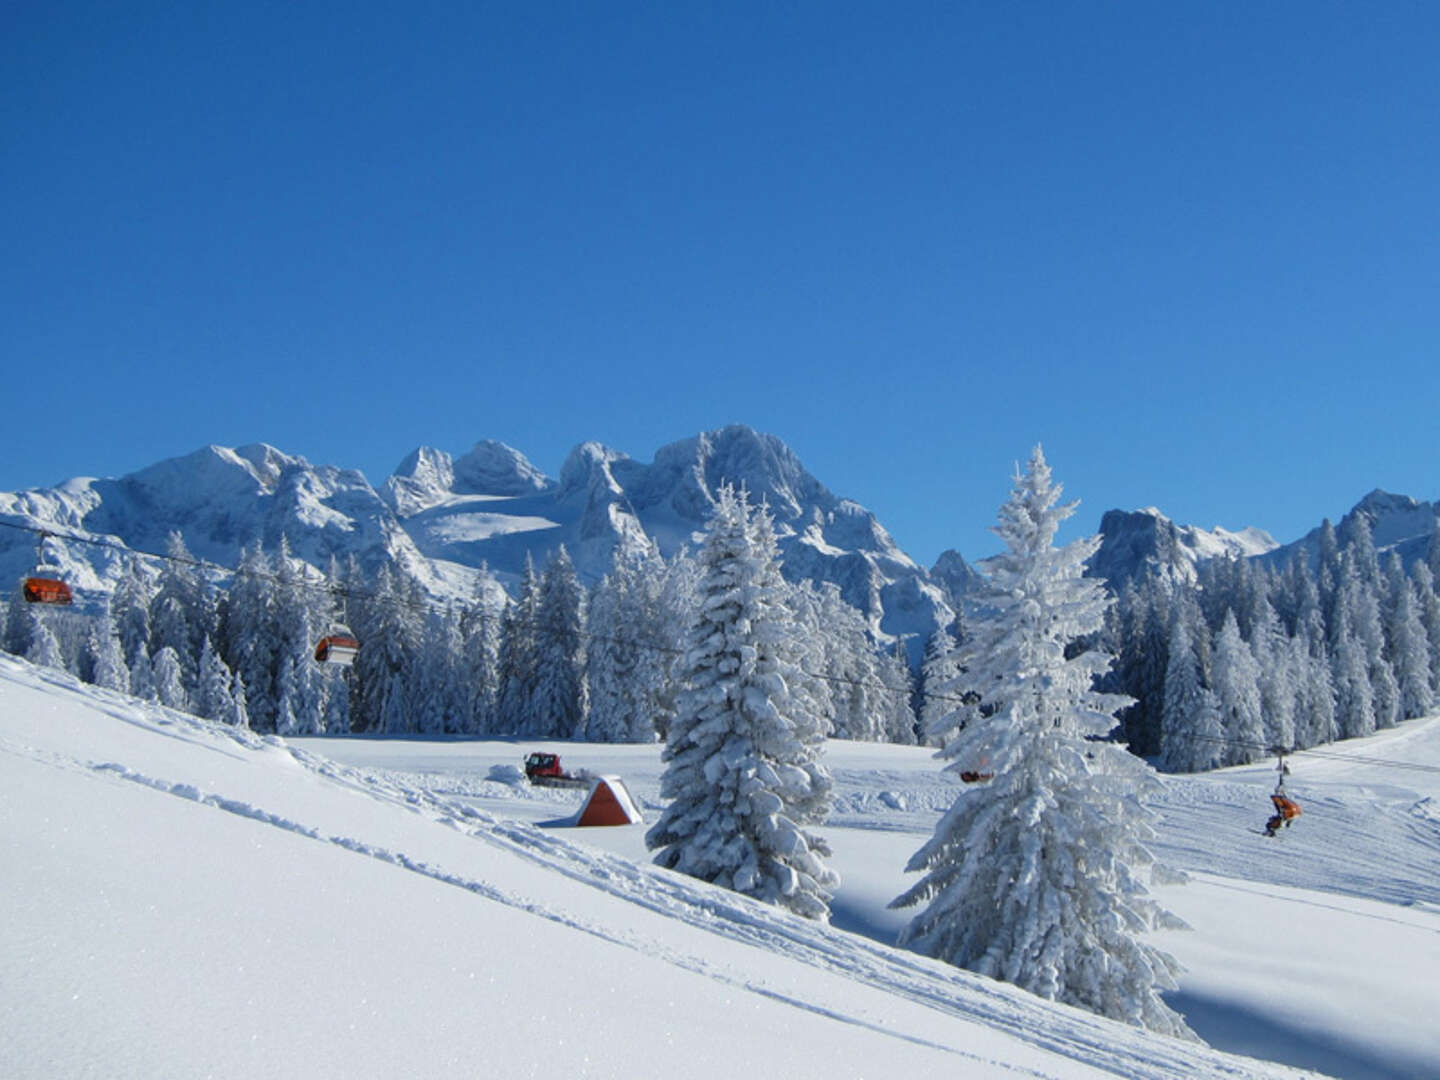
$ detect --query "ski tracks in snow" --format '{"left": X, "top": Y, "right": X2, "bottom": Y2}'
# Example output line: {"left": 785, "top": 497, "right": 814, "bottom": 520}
{"left": 65, "top": 723, "right": 1314, "bottom": 1080}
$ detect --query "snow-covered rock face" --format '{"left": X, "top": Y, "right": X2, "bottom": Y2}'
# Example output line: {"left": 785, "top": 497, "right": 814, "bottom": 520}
{"left": 930, "top": 549, "right": 984, "bottom": 606}
{"left": 1265, "top": 489, "right": 1440, "bottom": 571}
{"left": 1089, "top": 507, "right": 1279, "bottom": 588}
{"left": 0, "top": 443, "right": 427, "bottom": 598}
{"left": 453, "top": 440, "right": 551, "bottom": 497}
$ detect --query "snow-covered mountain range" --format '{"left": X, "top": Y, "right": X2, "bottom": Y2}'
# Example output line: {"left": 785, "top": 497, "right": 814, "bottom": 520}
{"left": 0, "top": 426, "right": 953, "bottom": 655}
{"left": 4, "top": 428, "right": 1435, "bottom": 655}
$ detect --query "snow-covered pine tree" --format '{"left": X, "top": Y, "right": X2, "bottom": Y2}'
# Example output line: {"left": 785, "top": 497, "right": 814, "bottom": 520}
{"left": 152, "top": 645, "right": 189, "bottom": 713}
{"left": 918, "top": 625, "right": 962, "bottom": 747}
{"left": 149, "top": 531, "right": 209, "bottom": 694}
{"left": 647, "top": 484, "right": 839, "bottom": 920}
{"left": 1330, "top": 574, "right": 1377, "bottom": 741}
{"left": 644, "top": 548, "right": 701, "bottom": 741}
{"left": 110, "top": 555, "right": 153, "bottom": 669}
{"left": 891, "top": 446, "right": 1191, "bottom": 1038}
{"left": 1211, "top": 610, "right": 1265, "bottom": 764}
{"left": 530, "top": 546, "right": 588, "bottom": 739}
{"left": 128, "top": 641, "right": 156, "bottom": 701}
{"left": 1384, "top": 554, "right": 1434, "bottom": 720}
{"left": 228, "top": 671, "right": 252, "bottom": 729}
{"left": 1109, "top": 574, "right": 1172, "bottom": 758}
{"left": 495, "top": 554, "right": 542, "bottom": 735}
{"left": 351, "top": 564, "right": 421, "bottom": 734}
{"left": 87, "top": 611, "right": 131, "bottom": 693}
{"left": 270, "top": 538, "right": 327, "bottom": 736}
{"left": 1158, "top": 615, "right": 1222, "bottom": 773}
{"left": 1291, "top": 634, "right": 1336, "bottom": 749}
{"left": 23, "top": 611, "right": 65, "bottom": 671}
{"left": 750, "top": 500, "right": 835, "bottom": 830}
{"left": 880, "top": 641, "right": 919, "bottom": 746}
{"left": 5, "top": 587, "right": 33, "bottom": 657}
{"left": 222, "top": 543, "right": 277, "bottom": 730}
{"left": 459, "top": 592, "right": 501, "bottom": 735}
{"left": 1249, "top": 594, "right": 1296, "bottom": 752}
{"left": 1412, "top": 561, "right": 1440, "bottom": 695}
{"left": 194, "top": 635, "right": 234, "bottom": 722}
{"left": 414, "top": 609, "right": 466, "bottom": 735}
{"left": 585, "top": 549, "right": 670, "bottom": 742}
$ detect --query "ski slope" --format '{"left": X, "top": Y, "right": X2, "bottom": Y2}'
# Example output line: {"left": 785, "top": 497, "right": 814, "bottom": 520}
{"left": 4, "top": 655, "right": 1437, "bottom": 1079}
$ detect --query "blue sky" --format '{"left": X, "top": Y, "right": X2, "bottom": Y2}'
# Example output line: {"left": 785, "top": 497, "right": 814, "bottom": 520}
{"left": 4, "top": 3, "right": 1439, "bottom": 566}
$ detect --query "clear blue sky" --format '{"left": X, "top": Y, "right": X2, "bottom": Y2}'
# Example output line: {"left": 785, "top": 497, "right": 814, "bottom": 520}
{"left": 4, "top": 3, "right": 1439, "bottom": 566}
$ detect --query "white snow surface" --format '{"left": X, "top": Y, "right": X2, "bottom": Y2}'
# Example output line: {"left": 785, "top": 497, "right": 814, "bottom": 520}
{"left": 5, "top": 657, "right": 1438, "bottom": 1078}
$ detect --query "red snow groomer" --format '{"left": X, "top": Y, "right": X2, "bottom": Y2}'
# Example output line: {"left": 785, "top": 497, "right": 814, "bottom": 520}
{"left": 523, "top": 752, "right": 590, "bottom": 788}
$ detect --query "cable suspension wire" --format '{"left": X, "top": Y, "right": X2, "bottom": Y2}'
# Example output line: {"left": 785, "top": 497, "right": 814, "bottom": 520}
{"left": 1171, "top": 732, "right": 1440, "bottom": 776}
{"left": 7, "top": 514, "right": 1440, "bottom": 778}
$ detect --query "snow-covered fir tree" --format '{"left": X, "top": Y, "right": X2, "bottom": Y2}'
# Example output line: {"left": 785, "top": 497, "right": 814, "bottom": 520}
{"left": 585, "top": 548, "right": 669, "bottom": 742}
{"left": 128, "top": 641, "right": 156, "bottom": 702}
{"left": 1158, "top": 615, "right": 1222, "bottom": 773}
{"left": 228, "top": 671, "right": 252, "bottom": 729}
{"left": 152, "top": 645, "right": 189, "bottom": 712}
{"left": 530, "top": 546, "right": 588, "bottom": 738}
{"left": 459, "top": 591, "right": 500, "bottom": 735}
{"left": 891, "top": 447, "right": 1192, "bottom": 1038}
{"left": 1384, "top": 554, "right": 1434, "bottom": 720}
{"left": 149, "top": 531, "right": 209, "bottom": 694}
{"left": 918, "top": 625, "right": 962, "bottom": 746}
{"left": 496, "top": 554, "right": 542, "bottom": 735}
{"left": 270, "top": 539, "right": 327, "bottom": 735}
{"left": 880, "top": 640, "right": 918, "bottom": 745}
{"left": 1249, "top": 594, "right": 1296, "bottom": 752}
{"left": 647, "top": 485, "right": 839, "bottom": 921}
{"left": 194, "top": 635, "right": 234, "bottom": 722}
{"left": 1211, "top": 611, "right": 1265, "bottom": 764}
{"left": 1412, "top": 561, "right": 1440, "bottom": 694}
{"left": 649, "top": 546, "right": 702, "bottom": 742}
{"left": 350, "top": 564, "right": 422, "bottom": 734}
{"left": 414, "top": 609, "right": 466, "bottom": 735}
{"left": 23, "top": 611, "right": 64, "bottom": 671}
{"left": 221, "top": 543, "right": 277, "bottom": 730}
{"left": 1330, "top": 580, "right": 1377, "bottom": 740}
{"left": 110, "top": 555, "right": 153, "bottom": 669}
{"left": 86, "top": 613, "right": 130, "bottom": 693}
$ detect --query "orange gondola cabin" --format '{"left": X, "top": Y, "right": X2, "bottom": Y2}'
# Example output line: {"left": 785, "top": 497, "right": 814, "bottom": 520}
{"left": 314, "top": 631, "right": 359, "bottom": 666}
{"left": 22, "top": 570, "right": 73, "bottom": 605}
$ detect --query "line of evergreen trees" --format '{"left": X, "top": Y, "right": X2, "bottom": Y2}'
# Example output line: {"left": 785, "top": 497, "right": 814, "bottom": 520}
{"left": 1103, "top": 514, "right": 1440, "bottom": 770}
{"left": 3, "top": 529, "right": 917, "bottom": 744}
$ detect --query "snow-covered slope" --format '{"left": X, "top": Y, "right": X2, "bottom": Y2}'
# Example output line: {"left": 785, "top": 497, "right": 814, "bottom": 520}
{"left": 2, "top": 655, "right": 1370, "bottom": 1079}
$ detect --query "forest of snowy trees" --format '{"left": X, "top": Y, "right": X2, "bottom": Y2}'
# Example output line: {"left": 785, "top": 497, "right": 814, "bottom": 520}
{"left": 6, "top": 501, "right": 1440, "bottom": 772}
{"left": 1, "top": 527, "right": 916, "bottom": 747}
{"left": 1104, "top": 513, "right": 1440, "bottom": 771}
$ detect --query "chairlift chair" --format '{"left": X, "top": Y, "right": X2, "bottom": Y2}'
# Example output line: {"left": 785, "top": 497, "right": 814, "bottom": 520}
{"left": 314, "top": 627, "right": 360, "bottom": 666}
{"left": 22, "top": 567, "right": 74, "bottom": 605}
{"left": 23, "top": 533, "right": 73, "bottom": 606}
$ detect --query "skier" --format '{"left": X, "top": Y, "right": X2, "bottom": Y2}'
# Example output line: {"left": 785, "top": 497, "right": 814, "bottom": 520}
{"left": 1263, "top": 755, "right": 1301, "bottom": 836}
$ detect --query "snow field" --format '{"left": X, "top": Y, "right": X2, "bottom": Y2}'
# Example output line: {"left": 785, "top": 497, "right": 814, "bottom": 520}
{"left": 8, "top": 655, "right": 1435, "bottom": 1077}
